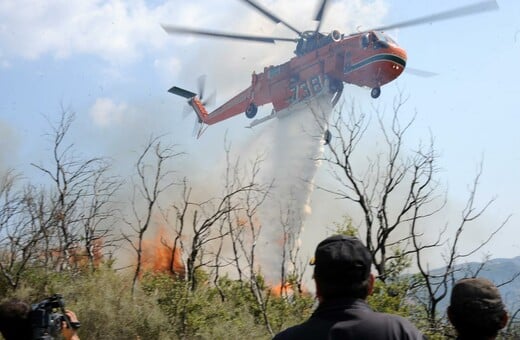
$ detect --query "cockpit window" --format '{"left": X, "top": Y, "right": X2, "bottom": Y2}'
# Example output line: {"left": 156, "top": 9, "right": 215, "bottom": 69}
{"left": 361, "top": 33, "right": 370, "bottom": 48}
{"left": 372, "top": 31, "right": 390, "bottom": 49}
{"left": 374, "top": 31, "right": 396, "bottom": 45}
{"left": 384, "top": 34, "right": 396, "bottom": 44}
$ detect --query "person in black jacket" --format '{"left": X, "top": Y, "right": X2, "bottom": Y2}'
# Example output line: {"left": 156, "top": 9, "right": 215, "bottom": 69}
{"left": 448, "top": 277, "right": 508, "bottom": 340}
{"left": 273, "top": 235, "right": 425, "bottom": 340}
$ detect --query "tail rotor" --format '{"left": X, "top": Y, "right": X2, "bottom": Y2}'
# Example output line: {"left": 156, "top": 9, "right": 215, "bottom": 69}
{"left": 169, "top": 75, "right": 216, "bottom": 139}
{"left": 197, "top": 75, "right": 217, "bottom": 107}
{"left": 192, "top": 75, "right": 216, "bottom": 137}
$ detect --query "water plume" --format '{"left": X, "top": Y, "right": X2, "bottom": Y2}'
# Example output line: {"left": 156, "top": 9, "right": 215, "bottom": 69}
{"left": 247, "top": 91, "right": 335, "bottom": 280}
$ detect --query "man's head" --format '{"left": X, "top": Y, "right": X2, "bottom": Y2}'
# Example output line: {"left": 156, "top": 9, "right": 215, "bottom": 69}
{"left": 0, "top": 298, "right": 32, "bottom": 340}
{"left": 311, "top": 235, "right": 373, "bottom": 300}
{"left": 448, "top": 278, "right": 508, "bottom": 339}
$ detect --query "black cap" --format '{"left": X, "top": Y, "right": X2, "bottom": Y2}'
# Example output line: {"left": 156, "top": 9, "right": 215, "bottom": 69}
{"left": 311, "top": 235, "right": 372, "bottom": 281}
{"left": 450, "top": 278, "right": 505, "bottom": 314}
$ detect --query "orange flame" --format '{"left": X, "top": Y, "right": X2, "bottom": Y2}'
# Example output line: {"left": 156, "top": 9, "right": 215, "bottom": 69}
{"left": 141, "top": 226, "right": 185, "bottom": 278}
{"left": 270, "top": 282, "right": 294, "bottom": 297}
{"left": 47, "top": 238, "right": 104, "bottom": 270}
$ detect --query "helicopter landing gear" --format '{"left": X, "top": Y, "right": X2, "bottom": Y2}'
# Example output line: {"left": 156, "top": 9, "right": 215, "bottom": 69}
{"left": 323, "top": 129, "right": 332, "bottom": 145}
{"left": 371, "top": 87, "right": 381, "bottom": 99}
{"left": 245, "top": 102, "right": 258, "bottom": 119}
{"left": 329, "top": 79, "right": 341, "bottom": 93}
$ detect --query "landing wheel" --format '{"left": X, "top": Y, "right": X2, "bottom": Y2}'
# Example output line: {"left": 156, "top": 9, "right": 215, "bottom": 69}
{"left": 245, "top": 103, "right": 258, "bottom": 119}
{"left": 323, "top": 129, "right": 332, "bottom": 145}
{"left": 371, "top": 87, "right": 381, "bottom": 99}
{"left": 329, "top": 79, "right": 341, "bottom": 92}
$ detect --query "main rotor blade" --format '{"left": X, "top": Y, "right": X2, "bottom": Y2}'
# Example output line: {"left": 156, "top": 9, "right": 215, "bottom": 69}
{"left": 314, "top": 0, "right": 329, "bottom": 33}
{"left": 162, "top": 24, "right": 297, "bottom": 43}
{"left": 405, "top": 67, "right": 438, "bottom": 78}
{"left": 240, "top": 0, "right": 302, "bottom": 36}
{"left": 365, "top": 0, "right": 498, "bottom": 33}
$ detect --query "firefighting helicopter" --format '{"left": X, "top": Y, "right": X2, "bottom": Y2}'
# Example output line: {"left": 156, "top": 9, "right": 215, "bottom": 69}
{"left": 164, "top": 0, "right": 498, "bottom": 138}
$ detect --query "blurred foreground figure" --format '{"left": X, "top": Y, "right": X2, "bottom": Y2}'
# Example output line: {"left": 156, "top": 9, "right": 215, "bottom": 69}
{"left": 448, "top": 277, "right": 508, "bottom": 340}
{"left": 0, "top": 298, "right": 80, "bottom": 340}
{"left": 273, "top": 235, "right": 425, "bottom": 340}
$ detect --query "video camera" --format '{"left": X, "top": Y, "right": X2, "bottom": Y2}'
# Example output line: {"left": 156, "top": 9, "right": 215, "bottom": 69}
{"left": 30, "top": 294, "right": 80, "bottom": 340}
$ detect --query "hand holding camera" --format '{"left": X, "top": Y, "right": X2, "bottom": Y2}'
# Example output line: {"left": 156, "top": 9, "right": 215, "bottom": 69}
{"left": 31, "top": 294, "right": 80, "bottom": 340}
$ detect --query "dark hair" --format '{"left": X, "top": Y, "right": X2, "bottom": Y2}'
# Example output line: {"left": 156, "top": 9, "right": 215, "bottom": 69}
{"left": 449, "top": 304, "right": 506, "bottom": 338}
{"left": 314, "top": 268, "right": 371, "bottom": 300}
{"left": 0, "top": 298, "right": 32, "bottom": 340}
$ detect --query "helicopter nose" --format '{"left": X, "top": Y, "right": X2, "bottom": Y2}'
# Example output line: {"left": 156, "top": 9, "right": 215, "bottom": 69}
{"left": 394, "top": 45, "right": 407, "bottom": 64}
{"left": 391, "top": 46, "right": 407, "bottom": 74}
{"left": 400, "top": 47, "right": 408, "bottom": 65}
{"left": 375, "top": 45, "right": 407, "bottom": 86}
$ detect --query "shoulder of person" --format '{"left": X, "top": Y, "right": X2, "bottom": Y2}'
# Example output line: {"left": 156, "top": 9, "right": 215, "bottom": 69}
{"left": 370, "top": 311, "right": 426, "bottom": 339}
{"left": 273, "top": 318, "right": 332, "bottom": 340}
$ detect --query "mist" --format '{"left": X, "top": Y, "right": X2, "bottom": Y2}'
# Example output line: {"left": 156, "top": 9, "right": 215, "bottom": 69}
{"left": 226, "top": 91, "right": 332, "bottom": 280}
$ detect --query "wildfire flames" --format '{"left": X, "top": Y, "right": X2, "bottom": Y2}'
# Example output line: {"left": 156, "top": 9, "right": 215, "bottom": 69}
{"left": 47, "top": 238, "right": 104, "bottom": 270}
{"left": 270, "top": 282, "right": 295, "bottom": 297}
{"left": 141, "top": 226, "right": 185, "bottom": 278}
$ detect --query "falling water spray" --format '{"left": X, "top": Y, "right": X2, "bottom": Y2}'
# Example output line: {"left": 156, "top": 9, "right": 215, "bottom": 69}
{"left": 252, "top": 90, "right": 335, "bottom": 280}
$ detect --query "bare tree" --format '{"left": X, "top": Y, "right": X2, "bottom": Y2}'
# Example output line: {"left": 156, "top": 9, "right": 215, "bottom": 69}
{"left": 78, "top": 160, "right": 121, "bottom": 271}
{"left": 28, "top": 108, "right": 118, "bottom": 270}
{"left": 170, "top": 178, "right": 257, "bottom": 291}
{"left": 321, "top": 93, "right": 444, "bottom": 281}
{"left": 223, "top": 151, "right": 273, "bottom": 335}
{"left": 165, "top": 178, "right": 190, "bottom": 279}
{"left": 410, "top": 161, "right": 511, "bottom": 329}
{"left": 220, "top": 143, "right": 272, "bottom": 287}
{"left": 160, "top": 143, "right": 274, "bottom": 332}
{"left": 164, "top": 143, "right": 271, "bottom": 291}
{"left": 123, "top": 136, "right": 182, "bottom": 294}
{"left": 0, "top": 170, "right": 41, "bottom": 289}
{"left": 321, "top": 94, "right": 514, "bottom": 332}
{"left": 279, "top": 200, "right": 308, "bottom": 295}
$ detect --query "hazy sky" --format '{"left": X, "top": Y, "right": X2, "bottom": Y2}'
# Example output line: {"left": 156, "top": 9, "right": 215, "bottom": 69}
{"left": 1, "top": 0, "right": 519, "bottom": 265}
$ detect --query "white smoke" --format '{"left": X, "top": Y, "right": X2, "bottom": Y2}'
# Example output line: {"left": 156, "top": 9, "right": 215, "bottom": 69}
{"left": 241, "top": 90, "right": 334, "bottom": 279}
{"left": 0, "top": 120, "right": 20, "bottom": 173}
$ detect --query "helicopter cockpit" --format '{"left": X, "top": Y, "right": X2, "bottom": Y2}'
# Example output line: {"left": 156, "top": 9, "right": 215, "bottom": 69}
{"left": 294, "top": 30, "right": 343, "bottom": 56}
{"left": 361, "top": 31, "right": 397, "bottom": 49}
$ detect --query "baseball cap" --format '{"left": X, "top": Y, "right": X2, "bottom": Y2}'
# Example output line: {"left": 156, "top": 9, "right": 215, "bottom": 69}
{"left": 310, "top": 235, "right": 372, "bottom": 281}
{"left": 450, "top": 278, "right": 505, "bottom": 313}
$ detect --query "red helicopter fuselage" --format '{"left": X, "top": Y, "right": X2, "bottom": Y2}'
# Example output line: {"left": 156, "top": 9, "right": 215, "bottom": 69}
{"left": 166, "top": 0, "right": 498, "bottom": 137}
{"left": 174, "top": 30, "right": 406, "bottom": 128}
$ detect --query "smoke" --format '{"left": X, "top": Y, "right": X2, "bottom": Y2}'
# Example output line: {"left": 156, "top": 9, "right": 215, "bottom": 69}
{"left": 238, "top": 91, "right": 334, "bottom": 279}
{"left": 0, "top": 119, "right": 20, "bottom": 173}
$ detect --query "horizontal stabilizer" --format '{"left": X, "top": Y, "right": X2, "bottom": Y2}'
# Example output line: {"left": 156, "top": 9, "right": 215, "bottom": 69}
{"left": 168, "top": 86, "right": 197, "bottom": 99}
